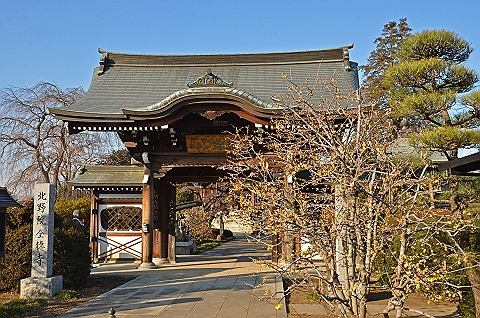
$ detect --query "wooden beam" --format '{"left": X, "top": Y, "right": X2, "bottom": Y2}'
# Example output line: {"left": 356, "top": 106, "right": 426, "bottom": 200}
{"left": 438, "top": 152, "right": 480, "bottom": 175}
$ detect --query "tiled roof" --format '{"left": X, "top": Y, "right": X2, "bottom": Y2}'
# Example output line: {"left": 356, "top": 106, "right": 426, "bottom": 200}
{"left": 68, "top": 166, "right": 144, "bottom": 188}
{"left": 0, "top": 187, "right": 21, "bottom": 207}
{"left": 51, "top": 46, "right": 359, "bottom": 122}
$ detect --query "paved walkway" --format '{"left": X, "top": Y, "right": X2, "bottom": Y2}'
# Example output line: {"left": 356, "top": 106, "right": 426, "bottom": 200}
{"left": 58, "top": 235, "right": 287, "bottom": 318}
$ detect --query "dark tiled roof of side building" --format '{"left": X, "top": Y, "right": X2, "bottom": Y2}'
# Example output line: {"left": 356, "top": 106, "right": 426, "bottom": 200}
{"left": 68, "top": 166, "right": 144, "bottom": 189}
{"left": 0, "top": 187, "right": 21, "bottom": 207}
{"left": 52, "top": 45, "right": 359, "bottom": 120}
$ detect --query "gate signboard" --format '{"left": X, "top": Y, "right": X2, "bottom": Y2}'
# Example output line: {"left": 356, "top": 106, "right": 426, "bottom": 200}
{"left": 186, "top": 135, "right": 229, "bottom": 154}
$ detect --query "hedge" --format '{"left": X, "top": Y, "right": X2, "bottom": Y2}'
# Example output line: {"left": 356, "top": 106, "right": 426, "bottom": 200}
{"left": 0, "top": 197, "right": 91, "bottom": 292}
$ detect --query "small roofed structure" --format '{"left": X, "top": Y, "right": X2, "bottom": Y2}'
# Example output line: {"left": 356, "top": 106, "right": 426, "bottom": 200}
{"left": 0, "top": 187, "right": 21, "bottom": 258}
{"left": 438, "top": 152, "right": 480, "bottom": 176}
{"left": 70, "top": 165, "right": 144, "bottom": 192}
{"left": 0, "top": 187, "right": 21, "bottom": 207}
{"left": 69, "top": 166, "right": 144, "bottom": 262}
{"left": 70, "top": 166, "right": 204, "bottom": 261}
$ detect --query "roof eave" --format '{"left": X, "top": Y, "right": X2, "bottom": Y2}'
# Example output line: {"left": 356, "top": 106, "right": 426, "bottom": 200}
{"left": 49, "top": 108, "right": 129, "bottom": 122}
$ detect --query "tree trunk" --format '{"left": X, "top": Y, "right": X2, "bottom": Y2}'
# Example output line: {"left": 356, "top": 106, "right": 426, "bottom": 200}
{"left": 382, "top": 227, "right": 407, "bottom": 318}
{"left": 467, "top": 270, "right": 480, "bottom": 318}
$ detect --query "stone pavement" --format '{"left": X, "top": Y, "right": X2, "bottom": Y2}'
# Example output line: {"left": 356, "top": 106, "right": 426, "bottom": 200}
{"left": 57, "top": 235, "right": 287, "bottom": 318}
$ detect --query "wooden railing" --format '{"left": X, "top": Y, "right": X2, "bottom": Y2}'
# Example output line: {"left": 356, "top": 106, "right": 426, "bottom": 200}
{"left": 97, "top": 232, "right": 142, "bottom": 260}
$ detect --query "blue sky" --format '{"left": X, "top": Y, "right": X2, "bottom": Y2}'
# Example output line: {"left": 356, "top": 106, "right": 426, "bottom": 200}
{"left": 1, "top": 0, "right": 479, "bottom": 91}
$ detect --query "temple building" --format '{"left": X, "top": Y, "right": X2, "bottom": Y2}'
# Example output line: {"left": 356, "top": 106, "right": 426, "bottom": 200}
{"left": 51, "top": 45, "right": 359, "bottom": 267}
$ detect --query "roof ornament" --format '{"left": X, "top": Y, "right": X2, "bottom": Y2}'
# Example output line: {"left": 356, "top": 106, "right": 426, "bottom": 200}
{"left": 343, "top": 45, "right": 352, "bottom": 72}
{"left": 97, "top": 48, "right": 109, "bottom": 76}
{"left": 187, "top": 68, "right": 233, "bottom": 88}
{"left": 198, "top": 110, "right": 228, "bottom": 120}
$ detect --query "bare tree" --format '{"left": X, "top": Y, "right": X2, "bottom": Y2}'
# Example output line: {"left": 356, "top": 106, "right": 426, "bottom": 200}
{"left": 224, "top": 75, "right": 466, "bottom": 317}
{"left": 0, "top": 82, "right": 122, "bottom": 199}
{"left": 177, "top": 182, "right": 230, "bottom": 239}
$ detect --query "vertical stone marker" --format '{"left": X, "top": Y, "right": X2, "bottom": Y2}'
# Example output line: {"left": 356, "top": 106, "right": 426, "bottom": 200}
{"left": 20, "top": 183, "right": 63, "bottom": 299}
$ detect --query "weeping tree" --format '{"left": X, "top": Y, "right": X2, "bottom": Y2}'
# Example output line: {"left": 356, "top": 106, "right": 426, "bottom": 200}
{"left": 0, "top": 82, "right": 123, "bottom": 199}
{"left": 225, "top": 75, "right": 436, "bottom": 317}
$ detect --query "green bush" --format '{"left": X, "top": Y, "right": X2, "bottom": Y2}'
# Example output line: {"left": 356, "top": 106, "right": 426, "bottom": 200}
{"left": 5, "top": 200, "right": 34, "bottom": 229}
{"left": 0, "top": 298, "right": 46, "bottom": 318}
{"left": 53, "top": 197, "right": 91, "bottom": 288}
{"left": 54, "top": 197, "right": 90, "bottom": 230}
{"left": 54, "top": 289, "right": 80, "bottom": 300}
{"left": 53, "top": 227, "right": 90, "bottom": 288}
{"left": 458, "top": 289, "right": 475, "bottom": 318}
{"left": 0, "top": 197, "right": 92, "bottom": 292}
{"left": 305, "top": 292, "right": 320, "bottom": 302}
{"left": 0, "top": 224, "right": 33, "bottom": 291}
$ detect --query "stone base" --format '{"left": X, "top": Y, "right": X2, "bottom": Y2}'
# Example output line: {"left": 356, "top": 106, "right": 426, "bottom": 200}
{"left": 176, "top": 240, "right": 195, "bottom": 255}
{"left": 137, "top": 261, "right": 157, "bottom": 269}
{"left": 20, "top": 276, "right": 63, "bottom": 299}
{"left": 152, "top": 257, "right": 169, "bottom": 266}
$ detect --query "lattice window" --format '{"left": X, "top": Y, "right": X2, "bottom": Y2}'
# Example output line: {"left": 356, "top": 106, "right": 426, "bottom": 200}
{"left": 100, "top": 206, "right": 142, "bottom": 231}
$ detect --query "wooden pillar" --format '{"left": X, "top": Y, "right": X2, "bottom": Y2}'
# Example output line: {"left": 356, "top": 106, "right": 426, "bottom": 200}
{"left": 167, "top": 181, "right": 177, "bottom": 263}
{"left": 89, "top": 193, "right": 99, "bottom": 263}
{"left": 138, "top": 166, "right": 156, "bottom": 269}
{"left": 272, "top": 233, "right": 279, "bottom": 263}
{"left": 154, "top": 178, "right": 169, "bottom": 265}
{"left": 0, "top": 207, "right": 5, "bottom": 259}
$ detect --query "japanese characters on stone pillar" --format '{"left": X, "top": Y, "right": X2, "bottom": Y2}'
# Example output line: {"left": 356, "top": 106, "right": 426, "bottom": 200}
{"left": 20, "top": 183, "right": 63, "bottom": 299}
{"left": 31, "top": 183, "right": 55, "bottom": 277}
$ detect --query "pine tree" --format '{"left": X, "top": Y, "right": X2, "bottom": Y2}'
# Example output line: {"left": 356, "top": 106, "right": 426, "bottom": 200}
{"left": 384, "top": 29, "right": 480, "bottom": 161}
{"left": 361, "top": 18, "right": 411, "bottom": 108}
{"left": 384, "top": 29, "right": 480, "bottom": 317}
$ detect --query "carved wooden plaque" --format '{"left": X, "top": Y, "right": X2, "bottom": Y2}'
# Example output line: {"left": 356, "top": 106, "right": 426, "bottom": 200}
{"left": 186, "top": 135, "right": 229, "bottom": 154}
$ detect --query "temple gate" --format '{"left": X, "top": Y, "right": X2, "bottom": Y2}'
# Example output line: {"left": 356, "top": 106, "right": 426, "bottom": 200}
{"left": 52, "top": 46, "right": 359, "bottom": 267}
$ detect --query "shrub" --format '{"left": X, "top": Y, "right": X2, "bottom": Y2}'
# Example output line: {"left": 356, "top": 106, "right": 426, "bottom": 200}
{"left": 53, "top": 227, "right": 90, "bottom": 288}
{"left": 5, "top": 200, "right": 33, "bottom": 228}
{"left": 305, "top": 292, "right": 321, "bottom": 302}
{"left": 54, "top": 289, "right": 80, "bottom": 300}
{"left": 0, "top": 298, "right": 47, "bottom": 318}
{"left": 1, "top": 198, "right": 92, "bottom": 292}
{"left": 54, "top": 197, "right": 90, "bottom": 230}
{"left": 178, "top": 206, "right": 212, "bottom": 241}
{"left": 209, "top": 228, "right": 233, "bottom": 239}
{"left": 53, "top": 197, "right": 91, "bottom": 288}
{"left": 0, "top": 224, "right": 33, "bottom": 291}
{"left": 458, "top": 289, "right": 475, "bottom": 318}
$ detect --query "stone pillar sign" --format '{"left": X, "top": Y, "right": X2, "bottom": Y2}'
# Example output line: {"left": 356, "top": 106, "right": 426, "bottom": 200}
{"left": 31, "top": 184, "right": 55, "bottom": 277}
{"left": 20, "top": 183, "right": 63, "bottom": 299}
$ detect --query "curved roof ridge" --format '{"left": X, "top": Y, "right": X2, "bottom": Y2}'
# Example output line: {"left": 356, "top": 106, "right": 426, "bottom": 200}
{"left": 121, "top": 87, "right": 280, "bottom": 114}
